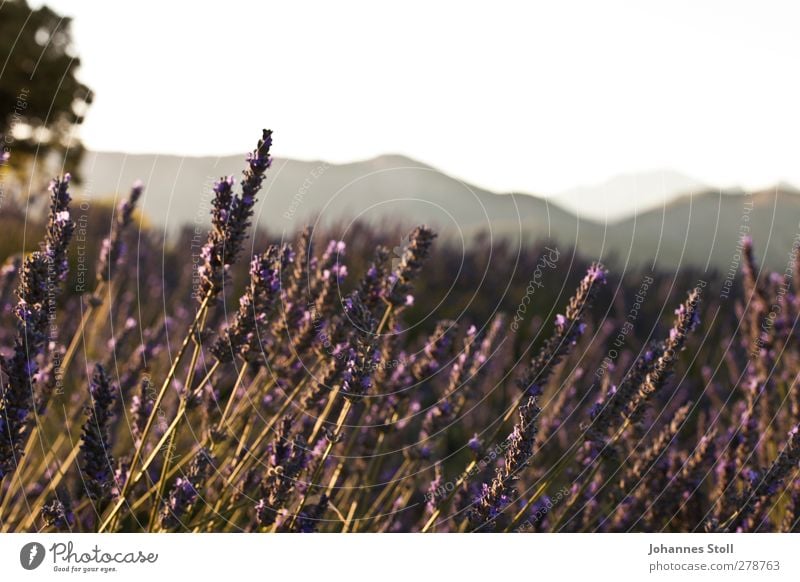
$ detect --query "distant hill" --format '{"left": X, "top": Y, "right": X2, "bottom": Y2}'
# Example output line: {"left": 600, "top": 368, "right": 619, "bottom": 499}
{"left": 604, "top": 187, "right": 800, "bottom": 272}
{"left": 551, "top": 169, "right": 708, "bottom": 221}
{"left": 78, "top": 150, "right": 581, "bottom": 243}
{"left": 78, "top": 151, "right": 800, "bottom": 271}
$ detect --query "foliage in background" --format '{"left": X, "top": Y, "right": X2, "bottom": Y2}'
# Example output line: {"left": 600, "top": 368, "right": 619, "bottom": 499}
{"left": 0, "top": 0, "right": 92, "bottom": 178}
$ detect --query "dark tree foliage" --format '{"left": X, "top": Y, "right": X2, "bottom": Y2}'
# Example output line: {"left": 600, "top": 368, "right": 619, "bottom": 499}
{"left": 0, "top": 0, "right": 92, "bottom": 174}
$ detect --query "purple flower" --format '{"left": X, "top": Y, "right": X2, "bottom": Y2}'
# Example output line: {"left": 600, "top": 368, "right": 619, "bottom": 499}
{"left": 293, "top": 495, "right": 329, "bottom": 533}
{"left": 731, "top": 424, "right": 800, "bottom": 529}
{"left": 338, "top": 294, "right": 379, "bottom": 402}
{"left": 198, "top": 130, "right": 273, "bottom": 301}
{"left": 627, "top": 289, "right": 701, "bottom": 425}
{"left": 518, "top": 263, "right": 605, "bottom": 396}
{"left": 411, "top": 319, "right": 459, "bottom": 381}
{"left": 417, "top": 325, "right": 479, "bottom": 454}
{"left": 79, "top": 364, "right": 116, "bottom": 500}
{"left": 96, "top": 181, "right": 144, "bottom": 283}
{"left": 41, "top": 495, "right": 75, "bottom": 531}
{"left": 255, "top": 418, "right": 308, "bottom": 528}
{"left": 469, "top": 395, "right": 541, "bottom": 531}
{"left": 160, "top": 449, "right": 214, "bottom": 530}
{"left": 44, "top": 174, "right": 76, "bottom": 285}
{"left": 383, "top": 226, "right": 437, "bottom": 307}
{"left": 129, "top": 377, "right": 154, "bottom": 445}
{"left": 357, "top": 246, "right": 391, "bottom": 314}
{"left": 212, "top": 244, "right": 292, "bottom": 363}
{"left": 468, "top": 433, "right": 482, "bottom": 454}
{"left": 0, "top": 253, "right": 52, "bottom": 478}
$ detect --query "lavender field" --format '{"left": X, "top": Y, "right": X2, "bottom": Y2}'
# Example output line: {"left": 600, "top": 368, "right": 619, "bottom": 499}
{"left": 0, "top": 130, "right": 798, "bottom": 533}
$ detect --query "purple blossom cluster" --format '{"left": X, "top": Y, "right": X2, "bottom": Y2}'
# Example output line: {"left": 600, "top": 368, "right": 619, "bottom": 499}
{"left": 197, "top": 129, "right": 273, "bottom": 301}
{"left": 96, "top": 181, "right": 144, "bottom": 283}
{"left": 160, "top": 448, "right": 214, "bottom": 530}
{"left": 0, "top": 129, "right": 797, "bottom": 534}
{"left": 80, "top": 364, "right": 117, "bottom": 501}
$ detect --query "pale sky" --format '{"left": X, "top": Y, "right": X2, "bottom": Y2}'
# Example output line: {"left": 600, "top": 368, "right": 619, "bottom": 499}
{"left": 32, "top": 0, "right": 800, "bottom": 196}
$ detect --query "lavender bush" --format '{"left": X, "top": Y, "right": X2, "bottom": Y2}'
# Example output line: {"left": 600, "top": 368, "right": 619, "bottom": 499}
{"left": 0, "top": 130, "right": 798, "bottom": 533}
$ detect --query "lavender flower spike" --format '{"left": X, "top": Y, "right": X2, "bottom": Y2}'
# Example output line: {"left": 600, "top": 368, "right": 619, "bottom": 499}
{"left": 96, "top": 180, "right": 144, "bottom": 283}
{"left": 627, "top": 288, "right": 701, "bottom": 425}
{"left": 340, "top": 293, "right": 380, "bottom": 402}
{"left": 255, "top": 418, "right": 309, "bottom": 528}
{"left": 357, "top": 245, "right": 390, "bottom": 314}
{"left": 418, "top": 325, "right": 477, "bottom": 455}
{"left": 198, "top": 129, "right": 273, "bottom": 301}
{"left": 80, "top": 364, "right": 117, "bottom": 500}
{"left": 160, "top": 448, "right": 214, "bottom": 530}
{"left": 41, "top": 494, "right": 75, "bottom": 531}
{"left": 211, "top": 244, "right": 292, "bottom": 363}
{"left": 0, "top": 252, "right": 51, "bottom": 479}
{"left": 411, "top": 319, "right": 459, "bottom": 381}
{"left": 384, "top": 225, "right": 437, "bottom": 307}
{"left": 129, "top": 376, "right": 154, "bottom": 445}
{"left": 730, "top": 425, "right": 800, "bottom": 530}
{"left": 518, "top": 262, "right": 606, "bottom": 397}
{"left": 469, "top": 394, "right": 542, "bottom": 531}
{"left": 44, "top": 174, "right": 76, "bottom": 285}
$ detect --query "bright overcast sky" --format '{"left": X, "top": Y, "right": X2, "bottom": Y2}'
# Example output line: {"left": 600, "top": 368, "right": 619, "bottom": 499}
{"left": 32, "top": 0, "right": 800, "bottom": 195}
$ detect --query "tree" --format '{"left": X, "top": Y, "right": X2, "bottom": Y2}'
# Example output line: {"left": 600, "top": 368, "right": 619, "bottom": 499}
{"left": 0, "top": 0, "right": 92, "bottom": 177}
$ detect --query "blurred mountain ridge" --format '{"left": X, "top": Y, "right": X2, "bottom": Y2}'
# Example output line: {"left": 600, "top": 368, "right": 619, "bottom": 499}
{"left": 77, "top": 150, "right": 800, "bottom": 270}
